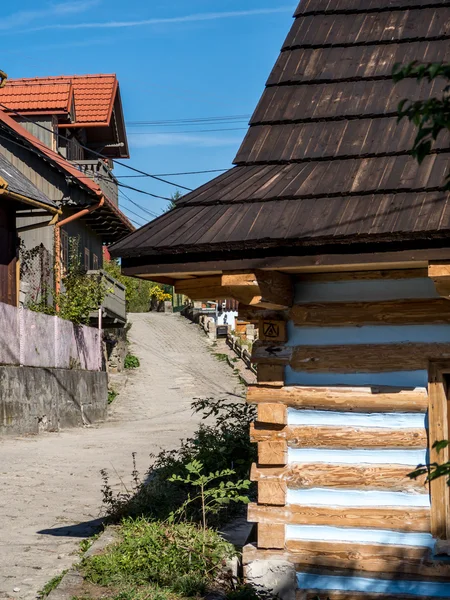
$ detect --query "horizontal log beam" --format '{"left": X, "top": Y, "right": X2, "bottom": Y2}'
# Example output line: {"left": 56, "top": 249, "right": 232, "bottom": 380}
{"left": 246, "top": 385, "right": 428, "bottom": 413}
{"left": 251, "top": 464, "right": 426, "bottom": 492}
{"left": 250, "top": 423, "right": 428, "bottom": 449}
{"left": 429, "top": 261, "right": 450, "bottom": 297}
{"left": 296, "top": 269, "right": 428, "bottom": 282}
{"left": 284, "top": 539, "right": 447, "bottom": 578}
{"left": 174, "top": 270, "right": 293, "bottom": 308}
{"left": 243, "top": 544, "right": 450, "bottom": 579}
{"left": 291, "top": 343, "right": 450, "bottom": 372}
{"left": 290, "top": 298, "right": 450, "bottom": 327}
{"left": 248, "top": 503, "right": 431, "bottom": 532}
{"left": 251, "top": 342, "right": 292, "bottom": 365}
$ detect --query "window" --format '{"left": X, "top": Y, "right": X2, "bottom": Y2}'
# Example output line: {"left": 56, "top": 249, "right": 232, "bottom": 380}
{"left": 61, "top": 229, "right": 69, "bottom": 272}
{"left": 84, "top": 247, "right": 90, "bottom": 271}
{"left": 92, "top": 253, "right": 99, "bottom": 270}
{"left": 428, "top": 361, "right": 450, "bottom": 542}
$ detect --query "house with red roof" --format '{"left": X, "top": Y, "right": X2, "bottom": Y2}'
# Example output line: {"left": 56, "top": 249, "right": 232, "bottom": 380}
{"left": 0, "top": 74, "right": 133, "bottom": 325}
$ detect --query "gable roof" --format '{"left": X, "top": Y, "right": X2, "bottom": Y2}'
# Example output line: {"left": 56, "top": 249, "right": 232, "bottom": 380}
{"left": 111, "top": 0, "right": 450, "bottom": 269}
{"left": 0, "top": 74, "right": 118, "bottom": 126}
{"left": 0, "top": 153, "right": 59, "bottom": 212}
{"left": 0, "top": 108, "right": 134, "bottom": 239}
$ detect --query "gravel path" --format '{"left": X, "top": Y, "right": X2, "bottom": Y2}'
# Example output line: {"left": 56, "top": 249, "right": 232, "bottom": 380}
{"left": 0, "top": 313, "right": 243, "bottom": 600}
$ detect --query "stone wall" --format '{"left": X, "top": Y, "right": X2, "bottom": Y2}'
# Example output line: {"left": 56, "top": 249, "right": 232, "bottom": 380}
{"left": 0, "top": 366, "right": 108, "bottom": 436}
{"left": 104, "top": 327, "right": 128, "bottom": 373}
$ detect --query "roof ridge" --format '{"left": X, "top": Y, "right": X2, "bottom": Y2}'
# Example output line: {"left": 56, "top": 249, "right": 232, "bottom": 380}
{"left": 295, "top": 0, "right": 450, "bottom": 17}
{"left": 8, "top": 74, "right": 116, "bottom": 82}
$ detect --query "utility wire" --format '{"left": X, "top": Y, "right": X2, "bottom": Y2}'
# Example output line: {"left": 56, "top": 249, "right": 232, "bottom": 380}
{"left": 128, "top": 127, "right": 247, "bottom": 134}
{"left": 0, "top": 101, "right": 193, "bottom": 191}
{"left": 119, "top": 189, "right": 159, "bottom": 218}
{"left": 117, "top": 168, "right": 228, "bottom": 178}
{"left": 126, "top": 114, "right": 250, "bottom": 125}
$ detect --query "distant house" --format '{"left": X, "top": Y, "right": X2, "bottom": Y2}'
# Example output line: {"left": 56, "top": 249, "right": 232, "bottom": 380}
{"left": 111, "top": 1, "right": 450, "bottom": 597}
{"left": 0, "top": 74, "right": 133, "bottom": 325}
{"left": 0, "top": 153, "right": 59, "bottom": 305}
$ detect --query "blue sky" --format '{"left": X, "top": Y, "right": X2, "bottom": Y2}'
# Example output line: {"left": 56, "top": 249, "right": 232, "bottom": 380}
{"left": 1, "top": 0, "right": 296, "bottom": 226}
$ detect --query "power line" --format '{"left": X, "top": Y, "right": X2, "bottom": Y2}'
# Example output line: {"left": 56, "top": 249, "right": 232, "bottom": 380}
{"left": 119, "top": 189, "right": 160, "bottom": 218}
{"left": 0, "top": 101, "right": 193, "bottom": 191}
{"left": 126, "top": 114, "right": 250, "bottom": 126}
{"left": 117, "top": 168, "right": 228, "bottom": 178}
{"left": 120, "top": 203, "right": 147, "bottom": 225}
{"left": 128, "top": 127, "right": 247, "bottom": 134}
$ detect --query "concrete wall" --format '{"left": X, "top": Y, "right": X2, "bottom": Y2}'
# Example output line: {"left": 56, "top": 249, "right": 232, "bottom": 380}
{"left": 0, "top": 366, "right": 107, "bottom": 436}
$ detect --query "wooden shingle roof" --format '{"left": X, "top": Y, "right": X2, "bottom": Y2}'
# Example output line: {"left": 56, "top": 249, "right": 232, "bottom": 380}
{"left": 111, "top": 0, "right": 450, "bottom": 265}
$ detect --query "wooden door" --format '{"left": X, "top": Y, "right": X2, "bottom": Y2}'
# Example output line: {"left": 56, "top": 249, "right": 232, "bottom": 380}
{"left": 0, "top": 200, "right": 18, "bottom": 306}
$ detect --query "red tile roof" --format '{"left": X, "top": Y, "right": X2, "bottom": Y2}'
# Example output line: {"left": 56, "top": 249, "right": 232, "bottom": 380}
{"left": 0, "top": 81, "right": 73, "bottom": 115}
{"left": 0, "top": 108, "right": 134, "bottom": 234}
{"left": 0, "top": 74, "right": 118, "bottom": 126}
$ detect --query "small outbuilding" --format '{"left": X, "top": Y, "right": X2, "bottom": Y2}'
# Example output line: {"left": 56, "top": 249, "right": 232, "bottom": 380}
{"left": 111, "top": 1, "right": 450, "bottom": 597}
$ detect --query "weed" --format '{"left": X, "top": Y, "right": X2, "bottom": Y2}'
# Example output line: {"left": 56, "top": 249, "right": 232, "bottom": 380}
{"left": 81, "top": 518, "right": 235, "bottom": 596}
{"left": 38, "top": 571, "right": 67, "bottom": 598}
{"left": 108, "top": 389, "right": 118, "bottom": 405}
{"left": 124, "top": 354, "right": 140, "bottom": 369}
{"left": 213, "top": 353, "right": 228, "bottom": 362}
{"left": 79, "top": 532, "right": 101, "bottom": 556}
{"left": 100, "top": 398, "right": 256, "bottom": 526}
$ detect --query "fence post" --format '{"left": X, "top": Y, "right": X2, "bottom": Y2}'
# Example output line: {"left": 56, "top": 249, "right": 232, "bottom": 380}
{"left": 98, "top": 307, "right": 103, "bottom": 371}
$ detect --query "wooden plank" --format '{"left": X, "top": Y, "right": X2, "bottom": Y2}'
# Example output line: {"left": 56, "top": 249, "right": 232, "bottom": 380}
{"left": 257, "top": 403, "right": 287, "bottom": 426}
{"left": 284, "top": 539, "right": 448, "bottom": 577}
{"left": 290, "top": 298, "right": 450, "bottom": 327}
{"left": 252, "top": 342, "right": 292, "bottom": 365}
{"left": 255, "top": 365, "right": 285, "bottom": 387}
{"left": 428, "top": 362, "right": 450, "bottom": 540}
{"left": 257, "top": 480, "right": 287, "bottom": 506}
{"left": 290, "top": 344, "right": 450, "bottom": 373}
{"left": 259, "top": 320, "right": 287, "bottom": 343}
{"left": 257, "top": 523, "right": 285, "bottom": 550}
{"left": 296, "top": 269, "right": 427, "bottom": 282}
{"left": 298, "top": 592, "right": 439, "bottom": 600}
{"left": 254, "top": 270, "right": 294, "bottom": 310}
{"left": 238, "top": 304, "right": 288, "bottom": 322}
{"left": 250, "top": 424, "right": 427, "bottom": 449}
{"left": 246, "top": 385, "right": 428, "bottom": 413}
{"left": 258, "top": 441, "right": 287, "bottom": 466}
{"left": 244, "top": 543, "right": 450, "bottom": 578}
{"left": 247, "top": 503, "right": 431, "bottom": 532}
{"left": 251, "top": 464, "right": 426, "bottom": 492}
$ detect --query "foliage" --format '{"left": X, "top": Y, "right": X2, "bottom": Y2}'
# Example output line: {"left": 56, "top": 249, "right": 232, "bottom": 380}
{"left": 166, "top": 190, "right": 182, "bottom": 212}
{"left": 26, "top": 238, "right": 106, "bottom": 325}
{"left": 168, "top": 460, "right": 250, "bottom": 530}
{"left": 124, "top": 354, "right": 140, "bottom": 369}
{"left": 409, "top": 439, "right": 450, "bottom": 484}
{"left": 37, "top": 571, "right": 67, "bottom": 598}
{"left": 108, "top": 389, "right": 118, "bottom": 405}
{"left": 81, "top": 518, "right": 235, "bottom": 597}
{"left": 100, "top": 398, "right": 256, "bottom": 526}
{"left": 104, "top": 259, "right": 153, "bottom": 313}
{"left": 393, "top": 61, "right": 450, "bottom": 187}
{"left": 149, "top": 285, "right": 172, "bottom": 303}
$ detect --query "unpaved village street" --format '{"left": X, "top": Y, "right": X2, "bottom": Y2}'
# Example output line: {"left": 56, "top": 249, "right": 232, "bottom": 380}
{"left": 0, "top": 313, "right": 243, "bottom": 600}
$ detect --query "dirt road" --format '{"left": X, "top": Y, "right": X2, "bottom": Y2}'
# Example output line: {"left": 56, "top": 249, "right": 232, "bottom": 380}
{"left": 0, "top": 313, "right": 243, "bottom": 600}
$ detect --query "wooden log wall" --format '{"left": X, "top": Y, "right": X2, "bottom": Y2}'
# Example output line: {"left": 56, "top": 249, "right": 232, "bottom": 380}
{"left": 244, "top": 269, "right": 450, "bottom": 598}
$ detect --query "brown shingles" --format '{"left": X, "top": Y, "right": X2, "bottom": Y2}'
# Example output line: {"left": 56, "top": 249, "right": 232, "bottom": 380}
{"left": 110, "top": 2, "right": 450, "bottom": 260}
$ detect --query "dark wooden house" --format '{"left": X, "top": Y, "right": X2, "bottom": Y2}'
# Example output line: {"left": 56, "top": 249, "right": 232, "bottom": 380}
{"left": 0, "top": 153, "right": 59, "bottom": 306}
{"left": 111, "top": 1, "right": 450, "bottom": 597}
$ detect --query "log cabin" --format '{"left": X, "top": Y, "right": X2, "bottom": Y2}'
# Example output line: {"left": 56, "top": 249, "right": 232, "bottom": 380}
{"left": 110, "top": 1, "right": 450, "bottom": 597}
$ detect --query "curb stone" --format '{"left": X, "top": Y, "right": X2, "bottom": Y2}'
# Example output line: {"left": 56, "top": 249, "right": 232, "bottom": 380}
{"left": 46, "top": 527, "right": 119, "bottom": 600}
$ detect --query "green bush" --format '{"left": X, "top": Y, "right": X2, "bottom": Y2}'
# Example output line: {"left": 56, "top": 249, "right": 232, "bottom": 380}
{"left": 100, "top": 398, "right": 256, "bottom": 526}
{"left": 124, "top": 354, "right": 140, "bottom": 369}
{"left": 81, "top": 518, "right": 235, "bottom": 596}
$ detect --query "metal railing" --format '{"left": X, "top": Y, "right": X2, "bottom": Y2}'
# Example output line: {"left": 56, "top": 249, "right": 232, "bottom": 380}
{"left": 70, "top": 159, "right": 119, "bottom": 206}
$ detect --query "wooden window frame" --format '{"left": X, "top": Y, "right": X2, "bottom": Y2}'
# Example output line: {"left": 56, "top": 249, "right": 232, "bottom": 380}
{"left": 92, "top": 253, "right": 99, "bottom": 270}
{"left": 428, "top": 360, "right": 450, "bottom": 541}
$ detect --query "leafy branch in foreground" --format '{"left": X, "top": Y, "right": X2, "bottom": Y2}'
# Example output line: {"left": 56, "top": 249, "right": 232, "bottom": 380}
{"left": 409, "top": 439, "right": 450, "bottom": 483}
{"left": 393, "top": 61, "right": 450, "bottom": 186}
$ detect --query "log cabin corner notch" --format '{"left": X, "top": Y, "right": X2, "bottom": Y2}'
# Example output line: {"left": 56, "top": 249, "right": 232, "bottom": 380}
{"left": 173, "top": 270, "right": 294, "bottom": 310}
{"left": 429, "top": 262, "right": 450, "bottom": 299}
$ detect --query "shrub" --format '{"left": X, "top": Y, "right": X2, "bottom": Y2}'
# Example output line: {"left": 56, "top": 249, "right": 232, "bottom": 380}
{"left": 100, "top": 398, "right": 256, "bottom": 526}
{"left": 124, "top": 354, "right": 140, "bottom": 369}
{"left": 81, "top": 518, "right": 235, "bottom": 596}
